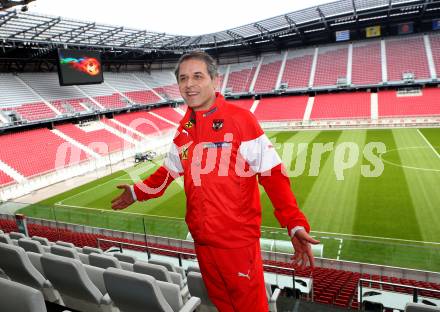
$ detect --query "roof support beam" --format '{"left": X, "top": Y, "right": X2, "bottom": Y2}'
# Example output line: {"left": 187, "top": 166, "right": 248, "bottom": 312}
{"left": 8, "top": 16, "right": 60, "bottom": 39}
{"left": 95, "top": 27, "right": 124, "bottom": 45}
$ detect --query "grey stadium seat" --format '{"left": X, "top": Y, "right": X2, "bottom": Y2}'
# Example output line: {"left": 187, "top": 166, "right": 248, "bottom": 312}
{"left": 82, "top": 246, "right": 103, "bottom": 255}
{"left": 32, "top": 236, "right": 51, "bottom": 246}
{"left": 104, "top": 267, "right": 201, "bottom": 312}
{"left": 18, "top": 238, "right": 45, "bottom": 254}
{"left": 134, "top": 261, "right": 187, "bottom": 296}
{"left": 0, "top": 243, "right": 61, "bottom": 303}
{"left": 56, "top": 240, "right": 76, "bottom": 248}
{"left": 89, "top": 253, "right": 122, "bottom": 269}
{"left": 0, "top": 229, "right": 4, "bottom": 234}
{"left": 113, "top": 252, "right": 136, "bottom": 264}
{"left": 149, "top": 258, "right": 187, "bottom": 281}
{"left": 187, "top": 271, "right": 217, "bottom": 312}
{"left": 187, "top": 271, "right": 280, "bottom": 312}
{"left": 266, "top": 283, "right": 281, "bottom": 312}
{"left": 41, "top": 253, "right": 115, "bottom": 312}
{"left": 0, "top": 233, "right": 13, "bottom": 244}
{"left": 9, "top": 231, "right": 26, "bottom": 240}
{"left": 50, "top": 244, "right": 80, "bottom": 260}
{"left": 405, "top": 303, "right": 440, "bottom": 312}
{"left": 0, "top": 277, "right": 47, "bottom": 312}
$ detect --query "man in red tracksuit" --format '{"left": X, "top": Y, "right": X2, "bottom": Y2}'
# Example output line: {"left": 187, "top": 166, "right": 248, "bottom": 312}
{"left": 111, "top": 51, "right": 319, "bottom": 312}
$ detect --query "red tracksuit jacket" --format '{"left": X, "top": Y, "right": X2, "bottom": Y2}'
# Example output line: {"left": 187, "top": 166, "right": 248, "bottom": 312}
{"left": 134, "top": 93, "right": 310, "bottom": 249}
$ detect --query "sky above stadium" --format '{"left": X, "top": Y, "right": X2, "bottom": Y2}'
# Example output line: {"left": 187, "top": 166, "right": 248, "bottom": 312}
{"left": 27, "top": 0, "right": 333, "bottom": 36}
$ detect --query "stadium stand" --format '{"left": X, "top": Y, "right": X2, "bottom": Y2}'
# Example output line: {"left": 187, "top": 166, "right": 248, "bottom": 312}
{"left": 430, "top": 33, "right": 440, "bottom": 78}
{"left": 253, "top": 54, "right": 283, "bottom": 93}
{"left": 100, "top": 117, "right": 145, "bottom": 141}
{"left": 78, "top": 83, "right": 128, "bottom": 109}
{"left": 0, "top": 128, "right": 86, "bottom": 177}
{"left": 55, "top": 122, "right": 131, "bottom": 154}
{"left": 150, "top": 107, "right": 184, "bottom": 124}
{"left": 1, "top": 102, "right": 57, "bottom": 122}
{"left": 114, "top": 110, "right": 176, "bottom": 136}
{"left": 310, "top": 92, "right": 371, "bottom": 120}
{"left": 281, "top": 49, "right": 315, "bottom": 89}
{"left": 0, "top": 170, "right": 14, "bottom": 186}
{"left": 135, "top": 71, "right": 182, "bottom": 101}
{"left": 105, "top": 72, "right": 163, "bottom": 105}
{"left": 254, "top": 95, "right": 309, "bottom": 121}
{"left": 351, "top": 40, "right": 382, "bottom": 85}
{"left": 378, "top": 88, "right": 440, "bottom": 117}
{"left": 228, "top": 98, "right": 255, "bottom": 111}
{"left": 226, "top": 61, "right": 258, "bottom": 93}
{"left": 1, "top": 219, "right": 439, "bottom": 311}
{"left": 386, "top": 35, "right": 431, "bottom": 82}
{"left": 313, "top": 45, "right": 349, "bottom": 87}
{"left": 51, "top": 99, "right": 89, "bottom": 114}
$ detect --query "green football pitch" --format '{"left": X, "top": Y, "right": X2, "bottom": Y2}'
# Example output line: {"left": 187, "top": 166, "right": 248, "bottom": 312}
{"left": 19, "top": 128, "right": 440, "bottom": 272}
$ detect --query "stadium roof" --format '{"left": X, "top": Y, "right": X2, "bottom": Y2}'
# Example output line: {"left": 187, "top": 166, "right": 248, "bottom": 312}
{"left": 0, "top": 0, "right": 439, "bottom": 52}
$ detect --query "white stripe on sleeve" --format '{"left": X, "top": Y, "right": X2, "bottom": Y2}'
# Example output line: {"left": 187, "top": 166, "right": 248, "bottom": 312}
{"left": 239, "top": 134, "right": 281, "bottom": 173}
{"left": 164, "top": 142, "right": 184, "bottom": 173}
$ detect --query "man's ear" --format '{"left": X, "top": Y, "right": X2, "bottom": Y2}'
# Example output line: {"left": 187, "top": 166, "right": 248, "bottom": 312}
{"left": 213, "top": 75, "right": 219, "bottom": 90}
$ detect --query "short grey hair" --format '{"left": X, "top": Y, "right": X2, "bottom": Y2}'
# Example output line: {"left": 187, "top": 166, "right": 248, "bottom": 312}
{"left": 174, "top": 50, "right": 218, "bottom": 81}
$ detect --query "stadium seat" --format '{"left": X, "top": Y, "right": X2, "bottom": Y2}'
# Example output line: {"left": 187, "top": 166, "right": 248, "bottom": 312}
{"left": 0, "top": 233, "right": 13, "bottom": 244}
{"left": 26, "top": 251, "right": 45, "bottom": 276}
{"left": 405, "top": 303, "right": 440, "bottom": 311}
{"left": 266, "top": 283, "right": 281, "bottom": 312}
{"left": 149, "top": 258, "right": 187, "bottom": 281}
{"left": 50, "top": 245, "right": 81, "bottom": 260}
{"left": 0, "top": 229, "right": 4, "bottom": 234}
{"left": 113, "top": 252, "right": 136, "bottom": 264}
{"left": 89, "top": 253, "right": 122, "bottom": 269}
{"left": 103, "top": 267, "right": 201, "bottom": 312}
{"left": 41, "top": 253, "right": 115, "bottom": 312}
{"left": 82, "top": 246, "right": 103, "bottom": 255}
{"left": 0, "top": 243, "right": 61, "bottom": 303}
{"left": 31, "top": 236, "right": 51, "bottom": 246}
{"left": 18, "top": 238, "right": 45, "bottom": 254}
{"left": 134, "top": 261, "right": 189, "bottom": 298}
{"left": 187, "top": 271, "right": 217, "bottom": 312}
{"left": 0, "top": 278, "right": 47, "bottom": 312}
{"left": 56, "top": 240, "right": 76, "bottom": 249}
{"left": 9, "top": 231, "right": 26, "bottom": 240}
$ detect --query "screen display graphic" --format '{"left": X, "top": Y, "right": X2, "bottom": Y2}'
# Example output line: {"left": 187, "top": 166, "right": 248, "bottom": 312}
{"left": 57, "top": 49, "right": 104, "bottom": 86}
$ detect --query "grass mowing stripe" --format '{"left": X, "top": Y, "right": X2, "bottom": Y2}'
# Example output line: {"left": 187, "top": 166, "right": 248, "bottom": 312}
{"left": 393, "top": 129, "right": 440, "bottom": 242}
{"left": 419, "top": 128, "right": 440, "bottom": 155}
{"left": 354, "top": 129, "right": 422, "bottom": 240}
{"left": 260, "top": 130, "right": 323, "bottom": 231}
{"left": 301, "top": 130, "right": 366, "bottom": 234}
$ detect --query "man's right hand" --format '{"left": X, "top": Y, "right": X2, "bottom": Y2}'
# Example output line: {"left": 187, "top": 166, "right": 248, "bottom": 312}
{"left": 111, "top": 184, "right": 135, "bottom": 210}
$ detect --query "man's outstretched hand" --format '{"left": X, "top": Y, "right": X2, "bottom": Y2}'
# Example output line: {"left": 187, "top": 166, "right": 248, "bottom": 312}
{"left": 111, "top": 184, "right": 135, "bottom": 210}
{"left": 291, "top": 229, "right": 320, "bottom": 268}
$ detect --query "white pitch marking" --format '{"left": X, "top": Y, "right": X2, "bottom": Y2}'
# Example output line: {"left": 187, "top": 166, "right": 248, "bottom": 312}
{"left": 417, "top": 129, "right": 440, "bottom": 159}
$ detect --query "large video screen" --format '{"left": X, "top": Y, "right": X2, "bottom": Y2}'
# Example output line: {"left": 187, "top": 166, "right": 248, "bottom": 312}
{"left": 57, "top": 49, "right": 104, "bottom": 86}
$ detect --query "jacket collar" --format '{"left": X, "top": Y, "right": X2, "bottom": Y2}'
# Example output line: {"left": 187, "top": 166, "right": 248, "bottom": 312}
{"left": 179, "top": 92, "right": 225, "bottom": 128}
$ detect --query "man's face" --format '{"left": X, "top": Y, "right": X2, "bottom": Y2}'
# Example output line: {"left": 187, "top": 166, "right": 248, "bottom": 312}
{"left": 177, "top": 59, "right": 218, "bottom": 111}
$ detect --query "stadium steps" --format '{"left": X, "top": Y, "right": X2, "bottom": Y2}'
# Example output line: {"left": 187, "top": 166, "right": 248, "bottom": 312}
{"left": 174, "top": 106, "right": 187, "bottom": 116}
{"left": 250, "top": 100, "right": 260, "bottom": 113}
{"left": 130, "top": 73, "right": 166, "bottom": 102}
{"left": 104, "top": 118, "right": 148, "bottom": 141}
{"left": 51, "top": 129, "right": 102, "bottom": 159}
{"left": 98, "top": 121, "right": 139, "bottom": 145}
{"left": 14, "top": 75, "right": 62, "bottom": 116}
{"left": 148, "top": 112, "right": 179, "bottom": 127}
{"left": 423, "top": 34, "right": 437, "bottom": 80}
{"left": 303, "top": 96, "right": 315, "bottom": 122}
{"left": 0, "top": 160, "right": 25, "bottom": 184}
